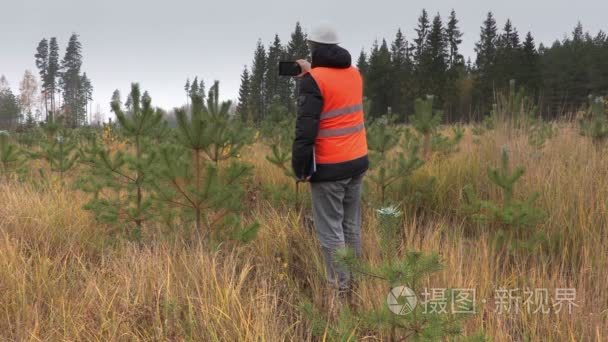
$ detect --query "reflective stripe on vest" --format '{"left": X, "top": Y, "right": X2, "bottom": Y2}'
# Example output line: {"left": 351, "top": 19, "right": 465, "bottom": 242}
{"left": 309, "top": 66, "right": 368, "bottom": 164}
{"left": 318, "top": 122, "right": 365, "bottom": 138}
{"left": 320, "top": 103, "right": 364, "bottom": 120}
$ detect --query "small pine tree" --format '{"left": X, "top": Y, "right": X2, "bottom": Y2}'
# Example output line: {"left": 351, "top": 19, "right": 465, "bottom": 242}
{"left": 263, "top": 102, "right": 295, "bottom": 178}
{"left": 14, "top": 128, "right": 44, "bottom": 148}
{"left": 0, "top": 131, "right": 26, "bottom": 182}
{"left": 527, "top": 117, "right": 555, "bottom": 151}
{"left": 155, "top": 89, "right": 258, "bottom": 243}
{"left": 491, "top": 80, "right": 538, "bottom": 136}
{"left": 431, "top": 126, "right": 464, "bottom": 155}
{"left": 367, "top": 114, "right": 401, "bottom": 159}
{"left": 367, "top": 115, "right": 425, "bottom": 205}
{"left": 331, "top": 206, "right": 474, "bottom": 341}
{"left": 366, "top": 114, "right": 400, "bottom": 204}
{"left": 260, "top": 103, "right": 301, "bottom": 207}
{"left": 410, "top": 96, "right": 443, "bottom": 159}
{"left": 463, "top": 148, "right": 545, "bottom": 235}
{"left": 471, "top": 115, "right": 496, "bottom": 145}
{"left": 578, "top": 96, "right": 608, "bottom": 147}
{"left": 200, "top": 81, "right": 253, "bottom": 165}
{"left": 78, "top": 83, "right": 163, "bottom": 238}
{"left": 298, "top": 299, "right": 359, "bottom": 341}
{"left": 31, "top": 122, "right": 79, "bottom": 184}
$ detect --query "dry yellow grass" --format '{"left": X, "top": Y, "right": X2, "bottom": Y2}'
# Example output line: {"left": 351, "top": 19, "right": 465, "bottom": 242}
{"left": 0, "top": 122, "right": 606, "bottom": 341}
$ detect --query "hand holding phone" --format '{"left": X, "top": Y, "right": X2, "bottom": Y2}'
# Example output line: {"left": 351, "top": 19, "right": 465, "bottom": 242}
{"left": 279, "top": 60, "right": 311, "bottom": 77}
{"left": 279, "top": 61, "right": 302, "bottom": 76}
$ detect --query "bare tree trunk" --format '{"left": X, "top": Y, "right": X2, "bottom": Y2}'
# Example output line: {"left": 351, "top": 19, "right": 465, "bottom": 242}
{"left": 43, "top": 90, "right": 49, "bottom": 122}
{"left": 194, "top": 149, "right": 204, "bottom": 240}
{"left": 135, "top": 135, "right": 143, "bottom": 230}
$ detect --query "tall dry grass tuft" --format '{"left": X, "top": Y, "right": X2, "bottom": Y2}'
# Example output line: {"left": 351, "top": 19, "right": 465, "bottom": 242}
{"left": 0, "top": 122, "right": 606, "bottom": 340}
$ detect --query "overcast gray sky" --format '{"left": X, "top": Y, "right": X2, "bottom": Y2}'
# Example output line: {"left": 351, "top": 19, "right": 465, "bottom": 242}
{"left": 1, "top": 0, "right": 606, "bottom": 120}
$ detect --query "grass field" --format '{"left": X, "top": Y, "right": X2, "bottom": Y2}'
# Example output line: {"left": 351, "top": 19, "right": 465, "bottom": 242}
{"left": 0, "top": 122, "right": 607, "bottom": 341}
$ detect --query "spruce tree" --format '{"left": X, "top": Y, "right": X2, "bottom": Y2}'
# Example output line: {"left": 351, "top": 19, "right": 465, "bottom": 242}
{"left": 390, "top": 29, "right": 413, "bottom": 120}
{"left": 78, "top": 83, "right": 163, "bottom": 237}
{"left": 60, "top": 34, "right": 85, "bottom": 127}
{"left": 366, "top": 40, "right": 393, "bottom": 118}
{"left": 414, "top": 9, "right": 432, "bottom": 98}
{"left": 286, "top": 22, "right": 309, "bottom": 60}
{"left": 446, "top": 9, "right": 464, "bottom": 68}
{"left": 413, "top": 9, "right": 430, "bottom": 63}
{"left": 286, "top": 22, "right": 310, "bottom": 112}
{"left": 155, "top": 84, "right": 258, "bottom": 243}
{"left": 248, "top": 40, "right": 267, "bottom": 122}
{"left": 539, "top": 23, "right": 597, "bottom": 116}
{"left": 444, "top": 10, "right": 465, "bottom": 121}
{"left": 427, "top": 13, "right": 448, "bottom": 105}
{"left": 263, "top": 34, "right": 293, "bottom": 112}
{"left": 474, "top": 12, "right": 499, "bottom": 115}
{"left": 475, "top": 12, "right": 498, "bottom": 73}
{"left": 495, "top": 19, "right": 522, "bottom": 90}
{"left": 236, "top": 66, "right": 251, "bottom": 122}
{"left": 356, "top": 50, "right": 369, "bottom": 77}
{"left": 264, "top": 34, "right": 283, "bottom": 109}
{"left": 520, "top": 32, "right": 541, "bottom": 93}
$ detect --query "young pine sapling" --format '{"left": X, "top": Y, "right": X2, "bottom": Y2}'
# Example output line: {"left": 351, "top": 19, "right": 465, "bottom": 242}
{"left": 463, "top": 148, "right": 546, "bottom": 248}
{"left": 0, "top": 131, "right": 26, "bottom": 182}
{"left": 409, "top": 96, "right": 442, "bottom": 159}
{"left": 578, "top": 96, "right": 608, "bottom": 147}
{"left": 78, "top": 83, "right": 163, "bottom": 238}
{"left": 155, "top": 83, "right": 258, "bottom": 244}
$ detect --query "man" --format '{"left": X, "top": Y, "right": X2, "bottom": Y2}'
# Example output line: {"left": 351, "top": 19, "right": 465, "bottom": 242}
{"left": 292, "top": 23, "right": 369, "bottom": 298}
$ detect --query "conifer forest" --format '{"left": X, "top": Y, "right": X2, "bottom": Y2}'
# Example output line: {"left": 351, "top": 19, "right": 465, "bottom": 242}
{"left": 1, "top": 7, "right": 607, "bottom": 341}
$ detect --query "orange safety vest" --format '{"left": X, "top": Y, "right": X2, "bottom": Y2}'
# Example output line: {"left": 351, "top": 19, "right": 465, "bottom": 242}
{"left": 309, "top": 66, "right": 368, "bottom": 165}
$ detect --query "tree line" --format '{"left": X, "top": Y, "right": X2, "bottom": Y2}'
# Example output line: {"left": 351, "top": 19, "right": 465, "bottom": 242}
{"left": 0, "top": 33, "right": 94, "bottom": 130}
{"left": 34, "top": 33, "right": 93, "bottom": 127}
{"left": 0, "top": 73, "right": 41, "bottom": 130}
{"left": 236, "top": 22, "right": 310, "bottom": 123}
{"left": 237, "top": 12, "right": 608, "bottom": 123}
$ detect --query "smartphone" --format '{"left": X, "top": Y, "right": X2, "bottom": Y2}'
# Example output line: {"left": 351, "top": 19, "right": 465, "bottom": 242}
{"left": 278, "top": 61, "right": 302, "bottom": 76}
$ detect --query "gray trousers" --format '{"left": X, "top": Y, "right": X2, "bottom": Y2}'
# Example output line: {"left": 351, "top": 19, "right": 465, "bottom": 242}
{"left": 310, "top": 173, "right": 364, "bottom": 290}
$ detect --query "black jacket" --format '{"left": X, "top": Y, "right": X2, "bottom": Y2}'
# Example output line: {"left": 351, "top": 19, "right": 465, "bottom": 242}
{"left": 291, "top": 44, "right": 369, "bottom": 182}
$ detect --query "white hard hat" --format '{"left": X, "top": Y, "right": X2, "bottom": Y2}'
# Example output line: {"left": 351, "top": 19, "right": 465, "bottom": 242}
{"left": 308, "top": 22, "right": 340, "bottom": 44}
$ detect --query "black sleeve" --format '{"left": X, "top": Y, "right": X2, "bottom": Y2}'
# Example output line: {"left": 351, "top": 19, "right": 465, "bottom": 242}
{"left": 292, "top": 73, "right": 323, "bottom": 179}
